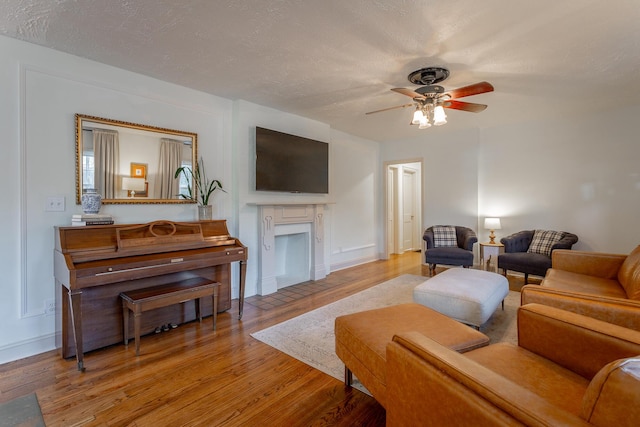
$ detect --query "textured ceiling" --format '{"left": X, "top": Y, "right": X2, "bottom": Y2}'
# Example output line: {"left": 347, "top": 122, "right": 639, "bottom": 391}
{"left": 1, "top": 0, "right": 639, "bottom": 142}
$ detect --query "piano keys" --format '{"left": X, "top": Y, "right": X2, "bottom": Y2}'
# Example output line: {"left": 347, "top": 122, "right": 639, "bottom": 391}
{"left": 53, "top": 220, "right": 247, "bottom": 370}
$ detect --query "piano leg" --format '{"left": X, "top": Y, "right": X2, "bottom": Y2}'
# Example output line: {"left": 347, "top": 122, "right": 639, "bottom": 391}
{"left": 212, "top": 284, "right": 219, "bottom": 330}
{"left": 122, "top": 299, "right": 129, "bottom": 346}
{"left": 133, "top": 312, "right": 142, "bottom": 357}
{"left": 67, "top": 289, "right": 85, "bottom": 371}
{"left": 238, "top": 260, "right": 247, "bottom": 319}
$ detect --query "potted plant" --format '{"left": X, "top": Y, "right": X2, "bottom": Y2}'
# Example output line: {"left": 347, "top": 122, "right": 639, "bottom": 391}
{"left": 175, "top": 157, "right": 226, "bottom": 220}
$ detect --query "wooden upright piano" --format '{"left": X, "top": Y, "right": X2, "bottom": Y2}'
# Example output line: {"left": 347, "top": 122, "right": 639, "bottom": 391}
{"left": 53, "top": 220, "right": 247, "bottom": 370}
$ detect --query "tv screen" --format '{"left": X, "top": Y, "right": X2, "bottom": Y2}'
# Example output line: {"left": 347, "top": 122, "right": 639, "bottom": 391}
{"left": 255, "top": 127, "right": 329, "bottom": 194}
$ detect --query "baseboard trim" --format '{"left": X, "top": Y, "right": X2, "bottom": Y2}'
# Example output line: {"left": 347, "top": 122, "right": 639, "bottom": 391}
{"left": 0, "top": 333, "right": 56, "bottom": 365}
{"left": 330, "top": 255, "right": 378, "bottom": 272}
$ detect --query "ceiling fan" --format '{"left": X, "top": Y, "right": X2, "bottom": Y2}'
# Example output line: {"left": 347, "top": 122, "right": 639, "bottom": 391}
{"left": 366, "top": 67, "right": 494, "bottom": 128}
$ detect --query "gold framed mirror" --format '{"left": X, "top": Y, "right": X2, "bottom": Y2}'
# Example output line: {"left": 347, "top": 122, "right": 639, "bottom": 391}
{"left": 75, "top": 114, "right": 198, "bottom": 204}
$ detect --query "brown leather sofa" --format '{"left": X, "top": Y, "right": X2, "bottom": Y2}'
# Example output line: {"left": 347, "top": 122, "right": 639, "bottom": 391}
{"left": 385, "top": 303, "right": 640, "bottom": 426}
{"left": 521, "top": 245, "right": 640, "bottom": 331}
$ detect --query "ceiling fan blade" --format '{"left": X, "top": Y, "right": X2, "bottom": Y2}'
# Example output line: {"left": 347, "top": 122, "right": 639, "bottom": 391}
{"left": 391, "top": 87, "right": 425, "bottom": 99}
{"left": 365, "top": 103, "right": 415, "bottom": 115}
{"left": 445, "top": 81, "right": 494, "bottom": 99}
{"left": 443, "top": 100, "right": 488, "bottom": 113}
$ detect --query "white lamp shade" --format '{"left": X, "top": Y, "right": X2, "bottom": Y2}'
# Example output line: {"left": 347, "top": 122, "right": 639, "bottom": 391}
{"left": 122, "top": 177, "right": 146, "bottom": 192}
{"left": 484, "top": 217, "right": 501, "bottom": 230}
{"left": 433, "top": 105, "right": 447, "bottom": 126}
{"left": 418, "top": 115, "right": 431, "bottom": 129}
{"left": 412, "top": 109, "right": 425, "bottom": 125}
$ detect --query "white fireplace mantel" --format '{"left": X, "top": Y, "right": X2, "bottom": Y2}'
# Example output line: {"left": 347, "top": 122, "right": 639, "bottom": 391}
{"left": 254, "top": 203, "right": 330, "bottom": 295}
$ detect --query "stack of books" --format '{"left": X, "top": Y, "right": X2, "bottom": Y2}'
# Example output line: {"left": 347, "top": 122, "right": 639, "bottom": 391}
{"left": 71, "top": 214, "right": 114, "bottom": 226}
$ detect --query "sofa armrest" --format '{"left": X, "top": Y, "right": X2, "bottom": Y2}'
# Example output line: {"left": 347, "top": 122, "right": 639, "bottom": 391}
{"left": 459, "top": 228, "right": 478, "bottom": 251}
{"left": 521, "top": 285, "right": 640, "bottom": 331}
{"left": 517, "top": 303, "right": 640, "bottom": 379}
{"left": 500, "top": 230, "right": 534, "bottom": 253}
{"left": 422, "top": 228, "right": 435, "bottom": 249}
{"left": 386, "top": 331, "right": 590, "bottom": 427}
{"left": 551, "top": 249, "right": 626, "bottom": 279}
{"left": 551, "top": 232, "right": 578, "bottom": 251}
{"left": 581, "top": 358, "right": 640, "bottom": 426}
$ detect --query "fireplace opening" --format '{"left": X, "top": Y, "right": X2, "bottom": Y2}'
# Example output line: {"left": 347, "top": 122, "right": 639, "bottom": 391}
{"left": 275, "top": 230, "right": 310, "bottom": 288}
{"left": 257, "top": 203, "right": 327, "bottom": 296}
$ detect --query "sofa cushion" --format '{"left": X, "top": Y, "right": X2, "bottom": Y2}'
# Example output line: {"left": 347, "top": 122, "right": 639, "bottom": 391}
{"left": 426, "top": 246, "right": 474, "bottom": 265}
{"left": 432, "top": 225, "right": 457, "bottom": 247}
{"left": 543, "top": 269, "right": 628, "bottom": 299}
{"left": 465, "top": 343, "right": 589, "bottom": 416}
{"left": 618, "top": 245, "right": 640, "bottom": 300}
{"left": 528, "top": 230, "right": 565, "bottom": 256}
{"left": 499, "top": 251, "right": 552, "bottom": 277}
{"left": 581, "top": 358, "right": 640, "bottom": 427}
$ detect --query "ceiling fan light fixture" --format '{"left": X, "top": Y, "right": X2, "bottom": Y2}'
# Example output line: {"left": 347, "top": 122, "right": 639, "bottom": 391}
{"left": 433, "top": 105, "right": 447, "bottom": 126}
{"left": 411, "top": 108, "right": 424, "bottom": 125}
{"left": 418, "top": 115, "right": 431, "bottom": 129}
{"left": 365, "top": 69, "right": 493, "bottom": 129}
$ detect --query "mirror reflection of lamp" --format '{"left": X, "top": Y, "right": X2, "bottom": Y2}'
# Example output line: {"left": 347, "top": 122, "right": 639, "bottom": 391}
{"left": 122, "top": 177, "right": 146, "bottom": 198}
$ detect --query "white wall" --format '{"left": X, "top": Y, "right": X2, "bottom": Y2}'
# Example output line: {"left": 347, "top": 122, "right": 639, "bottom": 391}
{"left": 0, "top": 36, "right": 385, "bottom": 363}
{"left": 0, "top": 36, "right": 234, "bottom": 363}
{"left": 382, "top": 104, "right": 640, "bottom": 257}
{"left": 328, "top": 130, "right": 380, "bottom": 270}
{"left": 478, "top": 107, "right": 640, "bottom": 253}
{"left": 381, "top": 127, "right": 480, "bottom": 258}
{"left": 233, "top": 100, "right": 332, "bottom": 297}
{"left": 3, "top": 33, "right": 639, "bottom": 365}
{"left": 1, "top": 37, "right": 384, "bottom": 363}
{"left": 232, "top": 102, "right": 381, "bottom": 294}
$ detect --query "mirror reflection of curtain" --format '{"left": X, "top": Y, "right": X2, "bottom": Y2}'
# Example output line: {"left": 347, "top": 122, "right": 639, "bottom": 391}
{"left": 93, "top": 129, "right": 120, "bottom": 199}
{"left": 157, "top": 138, "right": 183, "bottom": 199}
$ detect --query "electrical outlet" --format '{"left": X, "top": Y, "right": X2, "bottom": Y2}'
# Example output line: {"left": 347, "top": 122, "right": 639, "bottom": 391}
{"left": 44, "top": 298, "right": 56, "bottom": 315}
{"left": 46, "top": 196, "right": 65, "bottom": 212}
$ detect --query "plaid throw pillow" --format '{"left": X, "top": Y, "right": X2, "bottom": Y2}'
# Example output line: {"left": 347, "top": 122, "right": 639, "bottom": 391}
{"left": 433, "top": 226, "right": 458, "bottom": 248}
{"left": 527, "top": 230, "right": 564, "bottom": 256}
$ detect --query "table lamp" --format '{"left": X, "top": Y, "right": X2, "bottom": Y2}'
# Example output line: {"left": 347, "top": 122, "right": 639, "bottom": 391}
{"left": 484, "top": 217, "right": 501, "bottom": 244}
{"left": 122, "top": 177, "right": 146, "bottom": 198}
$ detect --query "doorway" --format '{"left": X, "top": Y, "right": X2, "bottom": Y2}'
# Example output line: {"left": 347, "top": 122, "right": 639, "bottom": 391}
{"left": 384, "top": 159, "right": 423, "bottom": 257}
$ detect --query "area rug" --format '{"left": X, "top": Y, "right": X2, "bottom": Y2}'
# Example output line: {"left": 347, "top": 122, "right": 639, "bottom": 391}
{"left": 0, "top": 393, "right": 45, "bottom": 427}
{"left": 251, "top": 274, "right": 519, "bottom": 394}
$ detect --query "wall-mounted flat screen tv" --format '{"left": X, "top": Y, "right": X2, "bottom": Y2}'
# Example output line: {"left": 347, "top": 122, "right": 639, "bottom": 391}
{"left": 255, "top": 127, "right": 329, "bottom": 194}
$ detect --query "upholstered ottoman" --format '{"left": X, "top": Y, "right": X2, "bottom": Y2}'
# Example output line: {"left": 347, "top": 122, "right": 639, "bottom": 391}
{"left": 334, "top": 303, "right": 489, "bottom": 408}
{"left": 413, "top": 268, "right": 509, "bottom": 329}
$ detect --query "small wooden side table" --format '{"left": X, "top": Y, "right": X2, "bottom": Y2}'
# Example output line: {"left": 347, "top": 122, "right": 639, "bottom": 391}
{"left": 479, "top": 242, "right": 504, "bottom": 272}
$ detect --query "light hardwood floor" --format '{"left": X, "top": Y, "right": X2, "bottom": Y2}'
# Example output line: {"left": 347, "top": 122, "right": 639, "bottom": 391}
{"left": 0, "top": 253, "right": 527, "bottom": 426}
{"left": 0, "top": 252, "right": 434, "bottom": 426}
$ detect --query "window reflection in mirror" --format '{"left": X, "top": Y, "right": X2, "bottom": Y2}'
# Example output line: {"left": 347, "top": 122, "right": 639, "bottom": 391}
{"left": 75, "top": 114, "right": 198, "bottom": 204}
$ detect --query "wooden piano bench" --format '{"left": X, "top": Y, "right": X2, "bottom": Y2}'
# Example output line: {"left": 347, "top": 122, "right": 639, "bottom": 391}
{"left": 120, "top": 276, "right": 220, "bottom": 356}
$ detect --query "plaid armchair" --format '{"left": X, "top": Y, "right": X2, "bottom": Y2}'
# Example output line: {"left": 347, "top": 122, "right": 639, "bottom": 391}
{"left": 423, "top": 225, "right": 477, "bottom": 276}
{"left": 498, "top": 230, "right": 578, "bottom": 284}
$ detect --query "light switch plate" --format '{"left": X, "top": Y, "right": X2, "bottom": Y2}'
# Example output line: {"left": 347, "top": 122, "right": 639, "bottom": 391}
{"left": 46, "top": 196, "right": 65, "bottom": 212}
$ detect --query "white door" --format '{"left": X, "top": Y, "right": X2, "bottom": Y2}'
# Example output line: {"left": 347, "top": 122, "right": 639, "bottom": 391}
{"left": 383, "top": 160, "right": 422, "bottom": 260}
{"left": 402, "top": 169, "right": 417, "bottom": 251}
{"left": 387, "top": 167, "right": 396, "bottom": 255}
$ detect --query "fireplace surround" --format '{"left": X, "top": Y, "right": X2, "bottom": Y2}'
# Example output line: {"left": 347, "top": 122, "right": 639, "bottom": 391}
{"left": 257, "top": 203, "right": 328, "bottom": 295}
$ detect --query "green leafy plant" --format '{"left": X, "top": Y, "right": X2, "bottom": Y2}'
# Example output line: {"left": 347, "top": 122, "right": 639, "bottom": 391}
{"left": 174, "top": 157, "right": 226, "bottom": 206}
